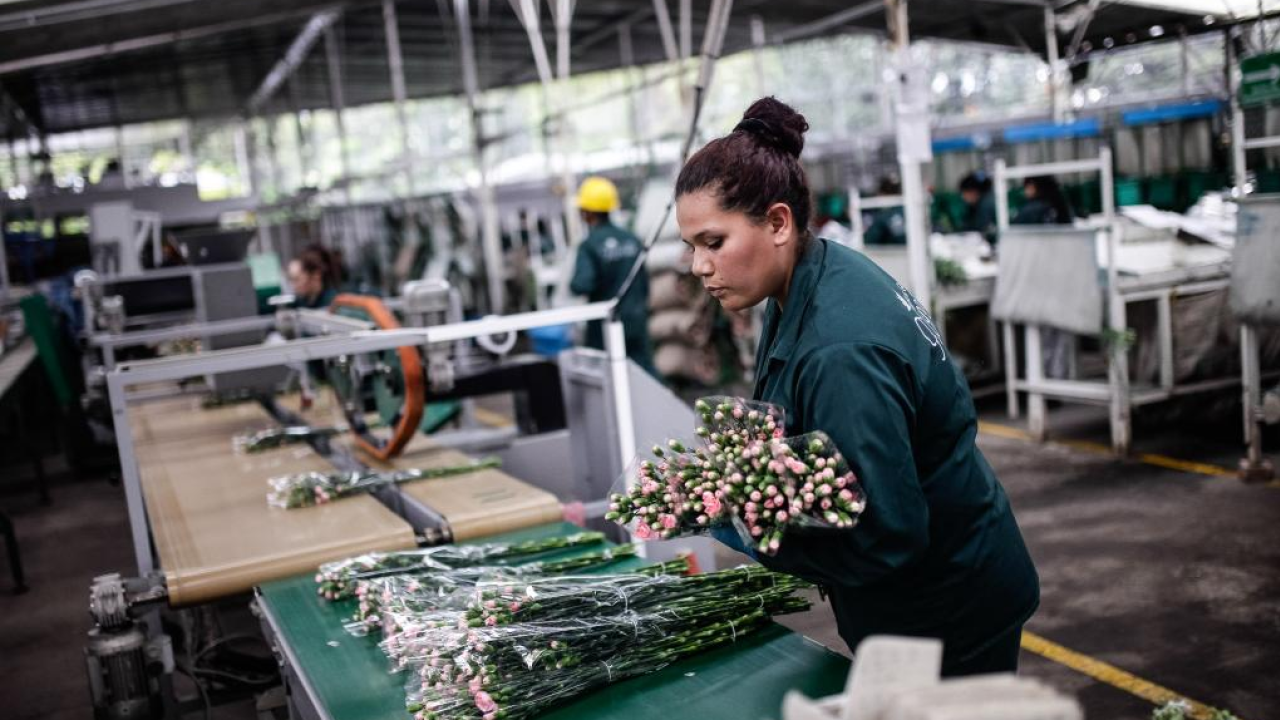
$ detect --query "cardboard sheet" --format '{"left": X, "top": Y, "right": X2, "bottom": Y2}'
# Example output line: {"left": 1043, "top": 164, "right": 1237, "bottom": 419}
{"left": 129, "top": 395, "right": 415, "bottom": 605}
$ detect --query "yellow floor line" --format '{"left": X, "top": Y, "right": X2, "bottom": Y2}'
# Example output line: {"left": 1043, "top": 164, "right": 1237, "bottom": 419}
{"left": 978, "top": 421, "right": 1244, "bottom": 480}
{"left": 1021, "top": 631, "right": 1232, "bottom": 720}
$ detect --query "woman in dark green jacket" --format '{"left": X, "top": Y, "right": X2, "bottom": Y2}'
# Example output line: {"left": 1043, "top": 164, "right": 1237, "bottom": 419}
{"left": 676, "top": 98, "right": 1039, "bottom": 676}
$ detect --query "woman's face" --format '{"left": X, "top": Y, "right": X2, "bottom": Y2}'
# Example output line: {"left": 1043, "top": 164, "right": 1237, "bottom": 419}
{"left": 675, "top": 189, "right": 797, "bottom": 312}
{"left": 287, "top": 260, "right": 322, "bottom": 299}
{"left": 1023, "top": 181, "right": 1039, "bottom": 199}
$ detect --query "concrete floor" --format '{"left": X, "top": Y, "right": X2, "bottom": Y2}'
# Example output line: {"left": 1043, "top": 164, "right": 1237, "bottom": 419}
{"left": 1, "top": 401, "right": 1276, "bottom": 720}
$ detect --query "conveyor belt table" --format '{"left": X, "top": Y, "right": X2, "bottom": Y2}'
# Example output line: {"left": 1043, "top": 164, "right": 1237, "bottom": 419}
{"left": 256, "top": 522, "right": 850, "bottom": 720}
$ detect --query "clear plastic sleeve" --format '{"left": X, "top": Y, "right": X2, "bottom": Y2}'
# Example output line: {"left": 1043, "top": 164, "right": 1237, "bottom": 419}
{"left": 314, "top": 531, "right": 606, "bottom": 600}
{"left": 347, "top": 546, "right": 668, "bottom": 636}
{"left": 233, "top": 425, "right": 345, "bottom": 454}
{"left": 393, "top": 567, "right": 812, "bottom": 720}
{"left": 268, "top": 458, "right": 501, "bottom": 509}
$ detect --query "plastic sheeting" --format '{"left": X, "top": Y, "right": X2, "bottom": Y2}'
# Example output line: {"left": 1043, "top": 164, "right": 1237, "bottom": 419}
{"left": 991, "top": 227, "right": 1105, "bottom": 336}
{"left": 1232, "top": 196, "right": 1280, "bottom": 325}
{"left": 257, "top": 522, "right": 850, "bottom": 720}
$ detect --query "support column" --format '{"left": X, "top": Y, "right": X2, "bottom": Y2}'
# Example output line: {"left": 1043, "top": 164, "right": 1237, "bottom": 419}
{"left": 619, "top": 24, "right": 645, "bottom": 168}
{"left": 179, "top": 120, "right": 194, "bottom": 182}
{"left": 454, "top": 0, "right": 504, "bottom": 314}
{"left": 324, "top": 23, "right": 351, "bottom": 198}
{"left": 1044, "top": 6, "right": 1066, "bottom": 123}
{"left": 234, "top": 121, "right": 254, "bottom": 197}
{"left": 750, "top": 15, "right": 766, "bottom": 96}
{"left": 289, "top": 78, "right": 313, "bottom": 187}
{"left": 885, "top": 0, "right": 933, "bottom": 310}
{"left": 383, "top": 0, "right": 415, "bottom": 195}
{"left": 553, "top": 0, "right": 581, "bottom": 246}
{"left": 115, "top": 125, "right": 129, "bottom": 188}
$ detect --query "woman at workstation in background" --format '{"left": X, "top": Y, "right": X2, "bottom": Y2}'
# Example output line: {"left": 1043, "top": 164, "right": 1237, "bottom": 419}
{"left": 958, "top": 171, "right": 998, "bottom": 244}
{"left": 862, "top": 176, "right": 907, "bottom": 246}
{"left": 675, "top": 97, "right": 1039, "bottom": 676}
{"left": 1013, "top": 175, "right": 1074, "bottom": 227}
{"left": 287, "top": 244, "right": 343, "bottom": 309}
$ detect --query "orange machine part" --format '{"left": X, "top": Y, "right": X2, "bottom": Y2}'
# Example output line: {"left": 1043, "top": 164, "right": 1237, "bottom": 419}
{"left": 328, "top": 294, "right": 425, "bottom": 461}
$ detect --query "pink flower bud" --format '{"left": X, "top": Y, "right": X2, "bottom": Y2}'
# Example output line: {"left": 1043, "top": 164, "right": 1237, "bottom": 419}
{"left": 750, "top": 491, "right": 762, "bottom": 502}
{"left": 475, "top": 691, "right": 498, "bottom": 713}
{"left": 750, "top": 525, "right": 763, "bottom": 537}
{"left": 776, "top": 511, "right": 789, "bottom": 522}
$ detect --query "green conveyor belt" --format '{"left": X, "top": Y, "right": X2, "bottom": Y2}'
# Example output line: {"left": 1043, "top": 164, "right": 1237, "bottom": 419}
{"left": 257, "top": 522, "right": 851, "bottom": 720}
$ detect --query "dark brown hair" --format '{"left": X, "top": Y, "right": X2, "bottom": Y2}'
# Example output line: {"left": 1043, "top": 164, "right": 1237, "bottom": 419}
{"left": 675, "top": 97, "right": 813, "bottom": 237}
{"left": 296, "top": 244, "right": 341, "bottom": 287}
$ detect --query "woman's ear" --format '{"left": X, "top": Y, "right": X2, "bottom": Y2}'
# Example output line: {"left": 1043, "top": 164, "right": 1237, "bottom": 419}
{"left": 766, "top": 202, "right": 794, "bottom": 247}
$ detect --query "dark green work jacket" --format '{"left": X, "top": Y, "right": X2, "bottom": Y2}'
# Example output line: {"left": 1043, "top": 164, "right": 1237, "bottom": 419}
{"left": 299, "top": 286, "right": 338, "bottom": 310}
{"left": 961, "top": 192, "right": 998, "bottom": 243}
{"left": 864, "top": 207, "right": 907, "bottom": 246}
{"left": 753, "top": 238, "right": 1039, "bottom": 668}
{"left": 569, "top": 221, "right": 654, "bottom": 370}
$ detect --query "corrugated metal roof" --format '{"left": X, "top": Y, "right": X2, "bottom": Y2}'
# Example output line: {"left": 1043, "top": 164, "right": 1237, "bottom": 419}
{"left": 0, "top": 0, "right": 1223, "bottom": 136}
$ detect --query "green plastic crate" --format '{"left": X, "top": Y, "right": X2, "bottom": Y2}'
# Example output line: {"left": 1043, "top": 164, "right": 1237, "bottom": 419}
{"left": 1115, "top": 178, "right": 1144, "bottom": 207}
{"left": 1146, "top": 177, "right": 1178, "bottom": 210}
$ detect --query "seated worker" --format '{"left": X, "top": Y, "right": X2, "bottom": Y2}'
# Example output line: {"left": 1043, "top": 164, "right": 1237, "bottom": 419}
{"left": 1013, "top": 175, "right": 1073, "bottom": 226}
{"left": 287, "top": 244, "right": 342, "bottom": 309}
{"left": 569, "top": 176, "right": 658, "bottom": 377}
{"left": 863, "top": 177, "right": 906, "bottom": 246}
{"left": 958, "top": 172, "right": 998, "bottom": 243}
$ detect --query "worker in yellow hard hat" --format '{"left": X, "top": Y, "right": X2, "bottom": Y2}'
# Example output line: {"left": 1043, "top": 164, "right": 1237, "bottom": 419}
{"left": 569, "top": 176, "right": 657, "bottom": 376}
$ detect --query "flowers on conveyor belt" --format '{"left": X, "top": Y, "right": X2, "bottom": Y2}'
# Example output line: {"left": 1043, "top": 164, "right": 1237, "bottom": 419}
{"left": 268, "top": 457, "right": 502, "bottom": 510}
{"left": 234, "top": 424, "right": 347, "bottom": 453}
{"left": 315, "top": 532, "right": 607, "bottom": 600}
{"left": 394, "top": 566, "right": 810, "bottom": 720}
{"left": 372, "top": 558, "right": 693, "bottom": 646}
{"left": 348, "top": 547, "right": 683, "bottom": 635}
{"left": 606, "top": 397, "right": 866, "bottom": 556}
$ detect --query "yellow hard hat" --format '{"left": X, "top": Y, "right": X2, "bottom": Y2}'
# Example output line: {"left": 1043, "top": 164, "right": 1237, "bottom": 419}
{"left": 576, "top": 176, "right": 620, "bottom": 213}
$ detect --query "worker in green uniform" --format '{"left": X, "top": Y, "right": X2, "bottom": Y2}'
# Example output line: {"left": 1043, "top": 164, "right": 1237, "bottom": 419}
{"left": 569, "top": 176, "right": 657, "bottom": 376}
{"left": 958, "top": 172, "right": 998, "bottom": 244}
{"left": 287, "top": 244, "right": 340, "bottom": 309}
{"left": 1013, "top": 175, "right": 1073, "bottom": 226}
{"left": 863, "top": 177, "right": 907, "bottom": 246}
{"left": 676, "top": 98, "right": 1039, "bottom": 676}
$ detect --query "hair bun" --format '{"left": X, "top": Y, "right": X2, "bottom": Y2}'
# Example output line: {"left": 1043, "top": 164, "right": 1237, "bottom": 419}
{"left": 736, "top": 97, "right": 808, "bottom": 158}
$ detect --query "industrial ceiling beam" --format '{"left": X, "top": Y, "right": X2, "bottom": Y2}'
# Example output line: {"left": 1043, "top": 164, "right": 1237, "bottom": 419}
{"left": 247, "top": 10, "right": 341, "bottom": 113}
{"left": 771, "top": 1, "right": 883, "bottom": 45}
{"left": 0, "top": 0, "right": 207, "bottom": 33}
{"left": 0, "top": 5, "right": 345, "bottom": 76}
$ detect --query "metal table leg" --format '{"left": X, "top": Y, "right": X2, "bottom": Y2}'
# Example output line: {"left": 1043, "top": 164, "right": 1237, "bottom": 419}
{"left": 0, "top": 511, "right": 27, "bottom": 594}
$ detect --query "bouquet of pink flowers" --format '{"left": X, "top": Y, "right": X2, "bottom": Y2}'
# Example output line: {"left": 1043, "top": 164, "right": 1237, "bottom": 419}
{"left": 605, "top": 397, "right": 865, "bottom": 555}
